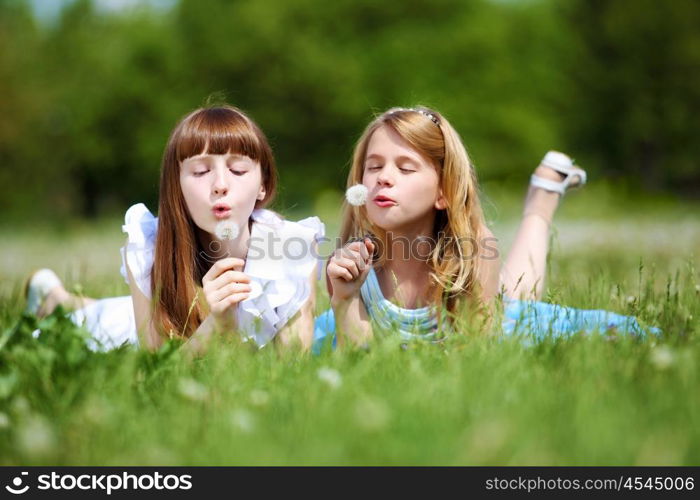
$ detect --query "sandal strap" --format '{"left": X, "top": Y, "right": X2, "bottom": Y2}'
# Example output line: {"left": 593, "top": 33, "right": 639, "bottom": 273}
{"left": 530, "top": 151, "right": 588, "bottom": 195}
{"left": 530, "top": 174, "right": 567, "bottom": 195}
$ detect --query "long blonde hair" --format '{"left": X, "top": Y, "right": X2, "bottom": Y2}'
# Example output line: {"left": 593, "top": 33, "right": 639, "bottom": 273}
{"left": 152, "top": 105, "right": 277, "bottom": 338}
{"left": 339, "top": 106, "right": 488, "bottom": 312}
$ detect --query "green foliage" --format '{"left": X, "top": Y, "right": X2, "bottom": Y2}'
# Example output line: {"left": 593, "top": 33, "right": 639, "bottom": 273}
{"left": 0, "top": 230, "right": 698, "bottom": 464}
{"left": 1, "top": 0, "right": 697, "bottom": 222}
{"left": 555, "top": 0, "right": 700, "bottom": 194}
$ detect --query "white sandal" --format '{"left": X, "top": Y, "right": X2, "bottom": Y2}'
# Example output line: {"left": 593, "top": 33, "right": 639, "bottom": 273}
{"left": 530, "top": 151, "right": 587, "bottom": 195}
{"left": 24, "top": 269, "right": 63, "bottom": 316}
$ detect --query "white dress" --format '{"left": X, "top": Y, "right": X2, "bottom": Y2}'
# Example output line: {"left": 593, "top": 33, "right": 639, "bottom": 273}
{"left": 70, "top": 203, "right": 325, "bottom": 350}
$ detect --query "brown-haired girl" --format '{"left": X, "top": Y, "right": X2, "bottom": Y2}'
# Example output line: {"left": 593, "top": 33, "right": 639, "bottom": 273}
{"left": 26, "top": 105, "right": 324, "bottom": 352}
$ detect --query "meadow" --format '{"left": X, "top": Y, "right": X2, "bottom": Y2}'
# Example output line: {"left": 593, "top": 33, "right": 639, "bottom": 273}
{"left": 0, "top": 184, "right": 698, "bottom": 465}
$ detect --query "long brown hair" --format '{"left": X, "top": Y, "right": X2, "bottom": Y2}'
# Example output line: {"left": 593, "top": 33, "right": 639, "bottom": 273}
{"left": 152, "top": 105, "right": 277, "bottom": 338}
{"left": 339, "top": 106, "right": 488, "bottom": 313}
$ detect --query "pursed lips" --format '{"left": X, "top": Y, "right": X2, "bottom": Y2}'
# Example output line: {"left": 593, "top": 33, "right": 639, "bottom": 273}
{"left": 373, "top": 194, "right": 396, "bottom": 206}
{"left": 212, "top": 204, "right": 232, "bottom": 218}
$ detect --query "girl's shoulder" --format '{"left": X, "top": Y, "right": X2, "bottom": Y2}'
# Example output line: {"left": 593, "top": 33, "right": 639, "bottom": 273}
{"left": 123, "top": 203, "right": 158, "bottom": 239}
{"left": 119, "top": 203, "right": 158, "bottom": 298}
{"left": 250, "top": 208, "right": 325, "bottom": 238}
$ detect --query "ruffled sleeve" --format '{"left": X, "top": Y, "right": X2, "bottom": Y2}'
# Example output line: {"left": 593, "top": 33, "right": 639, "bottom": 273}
{"left": 236, "top": 209, "right": 325, "bottom": 347}
{"left": 119, "top": 203, "right": 158, "bottom": 299}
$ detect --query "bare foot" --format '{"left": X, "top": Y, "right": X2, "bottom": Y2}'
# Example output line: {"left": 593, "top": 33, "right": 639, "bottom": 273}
{"left": 37, "top": 285, "right": 71, "bottom": 318}
{"left": 26, "top": 269, "right": 97, "bottom": 318}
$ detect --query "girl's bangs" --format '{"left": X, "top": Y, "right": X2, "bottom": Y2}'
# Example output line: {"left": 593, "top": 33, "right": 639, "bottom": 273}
{"left": 174, "top": 109, "right": 265, "bottom": 164}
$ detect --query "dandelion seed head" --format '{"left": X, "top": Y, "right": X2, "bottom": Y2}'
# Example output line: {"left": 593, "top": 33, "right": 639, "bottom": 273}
{"left": 346, "top": 184, "right": 369, "bottom": 206}
{"left": 215, "top": 220, "right": 240, "bottom": 241}
{"left": 626, "top": 296, "right": 636, "bottom": 304}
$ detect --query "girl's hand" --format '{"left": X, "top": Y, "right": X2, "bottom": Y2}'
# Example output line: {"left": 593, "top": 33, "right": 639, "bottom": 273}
{"left": 327, "top": 238, "right": 375, "bottom": 303}
{"left": 202, "top": 257, "right": 251, "bottom": 330}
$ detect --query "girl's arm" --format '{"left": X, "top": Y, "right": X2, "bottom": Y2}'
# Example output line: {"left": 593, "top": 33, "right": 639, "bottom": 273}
{"left": 478, "top": 226, "right": 501, "bottom": 304}
{"left": 327, "top": 238, "right": 375, "bottom": 348}
{"left": 128, "top": 250, "right": 251, "bottom": 353}
{"left": 471, "top": 226, "right": 501, "bottom": 332}
{"left": 274, "top": 266, "right": 317, "bottom": 351}
{"left": 124, "top": 238, "right": 163, "bottom": 351}
{"left": 186, "top": 258, "right": 251, "bottom": 355}
{"left": 331, "top": 292, "right": 372, "bottom": 348}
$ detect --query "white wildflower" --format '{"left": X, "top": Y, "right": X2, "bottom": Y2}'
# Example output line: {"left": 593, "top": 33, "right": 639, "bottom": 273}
{"left": 215, "top": 220, "right": 240, "bottom": 241}
{"left": 345, "top": 184, "right": 369, "bottom": 206}
{"left": 650, "top": 346, "right": 675, "bottom": 370}
{"left": 317, "top": 367, "right": 342, "bottom": 389}
{"left": 249, "top": 389, "right": 270, "bottom": 407}
{"left": 230, "top": 409, "right": 255, "bottom": 434}
{"left": 354, "top": 395, "right": 391, "bottom": 432}
{"left": 16, "top": 415, "right": 56, "bottom": 457}
{"left": 626, "top": 296, "right": 636, "bottom": 304}
{"left": 177, "top": 377, "right": 209, "bottom": 402}
{"left": 695, "top": 284, "right": 700, "bottom": 293}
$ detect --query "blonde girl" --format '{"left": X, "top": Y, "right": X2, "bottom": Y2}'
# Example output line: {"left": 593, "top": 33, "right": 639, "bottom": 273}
{"left": 315, "top": 106, "right": 657, "bottom": 349}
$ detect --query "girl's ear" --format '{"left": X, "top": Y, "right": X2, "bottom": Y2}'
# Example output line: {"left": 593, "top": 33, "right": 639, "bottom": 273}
{"left": 257, "top": 185, "right": 266, "bottom": 201}
{"left": 435, "top": 190, "right": 447, "bottom": 210}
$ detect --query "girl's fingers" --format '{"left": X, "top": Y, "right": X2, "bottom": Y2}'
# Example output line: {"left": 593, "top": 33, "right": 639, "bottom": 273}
{"left": 339, "top": 241, "right": 363, "bottom": 259}
{"left": 211, "top": 292, "right": 250, "bottom": 315}
{"left": 364, "top": 239, "right": 375, "bottom": 268}
{"left": 364, "top": 238, "right": 375, "bottom": 258}
{"left": 341, "top": 245, "right": 368, "bottom": 271}
{"left": 358, "top": 240, "right": 369, "bottom": 262}
{"left": 219, "top": 270, "right": 251, "bottom": 285}
{"left": 227, "top": 292, "right": 250, "bottom": 306}
{"left": 207, "top": 270, "right": 251, "bottom": 291}
{"left": 209, "top": 282, "right": 252, "bottom": 304}
{"left": 327, "top": 263, "right": 354, "bottom": 282}
{"left": 333, "top": 256, "right": 361, "bottom": 278}
{"left": 202, "top": 258, "right": 245, "bottom": 284}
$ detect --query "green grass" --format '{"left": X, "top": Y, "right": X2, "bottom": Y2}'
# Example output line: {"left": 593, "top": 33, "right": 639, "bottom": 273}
{"left": 0, "top": 186, "right": 698, "bottom": 465}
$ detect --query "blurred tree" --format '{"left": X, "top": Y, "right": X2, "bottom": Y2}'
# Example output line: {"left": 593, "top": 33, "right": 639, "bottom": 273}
{"left": 0, "top": 0, "right": 696, "bottom": 223}
{"left": 557, "top": 0, "right": 700, "bottom": 195}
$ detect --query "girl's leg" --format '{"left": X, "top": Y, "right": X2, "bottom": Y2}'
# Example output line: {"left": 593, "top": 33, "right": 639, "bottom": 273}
{"left": 499, "top": 158, "right": 583, "bottom": 301}
{"left": 26, "top": 268, "right": 96, "bottom": 318}
{"left": 26, "top": 269, "right": 138, "bottom": 350}
{"left": 39, "top": 286, "right": 96, "bottom": 317}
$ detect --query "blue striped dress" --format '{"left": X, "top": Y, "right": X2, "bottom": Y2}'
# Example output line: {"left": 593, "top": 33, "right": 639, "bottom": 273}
{"left": 312, "top": 268, "right": 660, "bottom": 353}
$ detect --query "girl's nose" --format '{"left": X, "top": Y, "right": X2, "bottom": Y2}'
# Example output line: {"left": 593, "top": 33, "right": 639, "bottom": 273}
{"left": 212, "top": 169, "right": 229, "bottom": 196}
{"left": 377, "top": 167, "right": 395, "bottom": 187}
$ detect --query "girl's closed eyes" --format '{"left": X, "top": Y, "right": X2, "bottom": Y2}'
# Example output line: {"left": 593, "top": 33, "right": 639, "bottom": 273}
{"left": 189, "top": 166, "right": 251, "bottom": 178}
{"left": 24, "top": 105, "right": 322, "bottom": 355}
{"left": 365, "top": 164, "right": 416, "bottom": 174}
